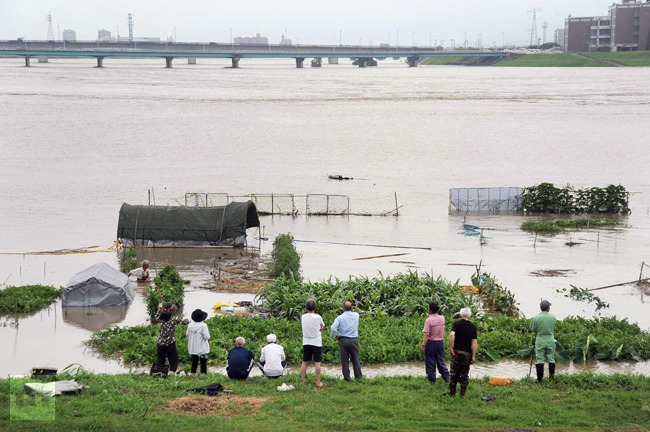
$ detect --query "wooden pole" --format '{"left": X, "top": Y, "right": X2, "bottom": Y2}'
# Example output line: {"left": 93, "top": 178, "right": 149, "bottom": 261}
{"left": 639, "top": 262, "right": 646, "bottom": 282}
{"left": 394, "top": 192, "right": 399, "bottom": 216}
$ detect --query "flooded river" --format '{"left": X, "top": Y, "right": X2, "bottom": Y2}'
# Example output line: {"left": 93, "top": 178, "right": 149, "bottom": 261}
{"left": 1, "top": 58, "right": 649, "bottom": 376}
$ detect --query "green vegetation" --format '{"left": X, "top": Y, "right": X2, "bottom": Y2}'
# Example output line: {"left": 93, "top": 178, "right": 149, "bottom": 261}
{"left": 91, "top": 313, "right": 650, "bottom": 366}
{"left": 259, "top": 271, "right": 480, "bottom": 320}
{"left": 424, "top": 56, "right": 471, "bottom": 65}
{"left": 145, "top": 265, "right": 185, "bottom": 322}
{"left": 522, "top": 183, "right": 630, "bottom": 214}
{"left": 0, "top": 284, "right": 62, "bottom": 314}
{"left": 267, "top": 234, "right": 301, "bottom": 279}
{"left": 1, "top": 372, "right": 648, "bottom": 431}
{"left": 494, "top": 53, "right": 615, "bottom": 67}
{"left": 522, "top": 218, "right": 621, "bottom": 233}
{"left": 582, "top": 50, "right": 650, "bottom": 66}
{"left": 471, "top": 273, "right": 519, "bottom": 317}
{"left": 120, "top": 248, "right": 139, "bottom": 273}
{"left": 557, "top": 285, "right": 610, "bottom": 311}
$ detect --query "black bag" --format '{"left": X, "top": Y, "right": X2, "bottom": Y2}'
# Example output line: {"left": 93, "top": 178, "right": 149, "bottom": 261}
{"left": 186, "top": 382, "right": 224, "bottom": 396}
{"left": 150, "top": 363, "right": 169, "bottom": 377}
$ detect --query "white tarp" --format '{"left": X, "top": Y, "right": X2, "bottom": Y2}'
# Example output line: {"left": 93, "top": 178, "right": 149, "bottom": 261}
{"left": 24, "top": 380, "right": 89, "bottom": 397}
{"left": 62, "top": 262, "right": 135, "bottom": 307}
{"left": 450, "top": 187, "right": 524, "bottom": 212}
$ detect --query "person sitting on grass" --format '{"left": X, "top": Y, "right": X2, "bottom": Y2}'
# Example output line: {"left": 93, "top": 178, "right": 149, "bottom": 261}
{"left": 186, "top": 309, "right": 210, "bottom": 377}
{"left": 128, "top": 260, "right": 151, "bottom": 282}
{"left": 155, "top": 302, "right": 189, "bottom": 375}
{"left": 227, "top": 337, "right": 255, "bottom": 380}
{"left": 301, "top": 298, "right": 326, "bottom": 387}
{"left": 258, "top": 333, "right": 287, "bottom": 378}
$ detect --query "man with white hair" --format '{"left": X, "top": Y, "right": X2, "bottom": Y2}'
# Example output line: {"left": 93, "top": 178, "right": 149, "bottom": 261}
{"left": 258, "top": 334, "right": 287, "bottom": 378}
{"left": 448, "top": 307, "right": 478, "bottom": 397}
{"left": 227, "top": 337, "right": 255, "bottom": 380}
{"left": 127, "top": 260, "right": 151, "bottom": 282}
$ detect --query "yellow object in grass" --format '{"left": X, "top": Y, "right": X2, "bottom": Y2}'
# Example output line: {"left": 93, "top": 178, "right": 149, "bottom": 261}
{"left": 489, "top": 376, "right": 514, "bottom": 386}
{"left": 213, "top": 301, "right": 240, "bottom": 311}
{"left": 460, "top": 285, "right": 479, "bottom": 295}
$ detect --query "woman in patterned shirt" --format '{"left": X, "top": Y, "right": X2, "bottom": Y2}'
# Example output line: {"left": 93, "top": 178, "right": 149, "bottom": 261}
{"left": 155, "top": 302, "right": 189, "bottom": 374}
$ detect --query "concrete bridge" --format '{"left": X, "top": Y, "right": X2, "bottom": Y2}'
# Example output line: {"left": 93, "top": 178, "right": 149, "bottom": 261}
{"left": 0, "top": 40, "right": 508, "bottom": 68}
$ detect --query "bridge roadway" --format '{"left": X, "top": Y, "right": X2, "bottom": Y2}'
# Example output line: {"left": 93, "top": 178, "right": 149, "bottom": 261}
{"left": 0, "top": 40, "right": 508, "bottom": 68}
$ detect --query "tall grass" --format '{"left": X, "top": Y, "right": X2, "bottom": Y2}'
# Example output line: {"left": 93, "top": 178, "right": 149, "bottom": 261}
{"left": 0, "top": 285, "right": 62, "bottom": 314}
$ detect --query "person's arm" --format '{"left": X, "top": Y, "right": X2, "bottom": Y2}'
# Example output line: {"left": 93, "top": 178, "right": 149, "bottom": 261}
{"left": 181, "top": 318, "right": 190, "bottom": 325}
{"left": 280, "top": 347, "right": 286, "bottom": 362}
{"left": 449, "top": 331, "right": 456, "bottom": 356}
{"left": 319, "top": 316, "right": 325, "bottom": 332}
{"left": 259, "top": 348, "right": 266, "bottom": 363}
{"left": 331, "top": 315, "right": 340, "bottom": 338}
{"left": 421, "top": 332, "right": 429, "bottom": 354}
{"left": 471, "top": 339, "right": 478, "bottom": 364}
{"left": 202, "top": 325, "right": 210, "bottom": 341}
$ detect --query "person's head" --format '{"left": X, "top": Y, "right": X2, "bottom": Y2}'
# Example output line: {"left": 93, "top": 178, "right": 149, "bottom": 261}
{"left": 343, "top": 301, "right": 353, "bottom": 312}
{"left": 159, "top": 301, "right": 177, "bottom": 322}
{"left": 305, "top": 298, "right": 316, "bottom": 312}
{"left": 429, "top": 302, "right": 439, "bottom": 314}
{"left": 266, "top": 334, "right": 277, "bottom": 344}
{"left": 540, "top": 300, "right": 551, "bottom": 312}
{"left": 142, "top": 260, "right": 150, "bottom": 270}
{"left": 191, "top": 309, "right": 208, "bottom": 323}
{"left": 235, "top": 337, "right": 246, "bottom": 347}
{"left": 459, "top": 307, "right": 472, "bottom": 320}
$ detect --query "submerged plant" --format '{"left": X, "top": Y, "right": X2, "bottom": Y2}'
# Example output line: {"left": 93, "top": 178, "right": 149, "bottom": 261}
{"left": 556, "top": 285, "right": 610, "bottom": 311}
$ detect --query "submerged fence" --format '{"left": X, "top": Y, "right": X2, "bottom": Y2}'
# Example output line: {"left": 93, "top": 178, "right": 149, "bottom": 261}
{"left": 181, "top": 192, "right": 400, "bottom": 216}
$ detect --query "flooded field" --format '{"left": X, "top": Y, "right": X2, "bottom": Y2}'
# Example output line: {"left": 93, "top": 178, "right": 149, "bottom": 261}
{"left": 1, "top": 58, "right": 649, "bottom": 376}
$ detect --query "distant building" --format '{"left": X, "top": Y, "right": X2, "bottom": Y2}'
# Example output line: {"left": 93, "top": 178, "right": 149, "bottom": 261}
{"left": 280, "top": 34, "right": 292, "bottom": 46}
{"left": 564, "top": 0, "right": 650, "bottom": 52}
{"left": 234, "top": 33, "right": 268, "bottom": 45}
{"left": 117, "top": 36, "right": 161, "bottom": 43}
{"left": 62, "top": 29, "right": 76, "bottom": 42}
{"left": 98, "top": 29, "right": 112, "bottom": 42}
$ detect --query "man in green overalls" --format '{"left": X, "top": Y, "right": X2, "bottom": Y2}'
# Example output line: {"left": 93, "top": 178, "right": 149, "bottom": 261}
{"left": 530, "top": 300, "right": 556, "bottom": 383}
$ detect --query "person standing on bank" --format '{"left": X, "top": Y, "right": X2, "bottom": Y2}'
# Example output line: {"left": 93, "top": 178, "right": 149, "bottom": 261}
{"left": 186, "top": 309, "right": 210, "bottom": 377}
{"left": 530, "top": 300, "right": 556, "bottom": 383}
{"left": 331, "top": 301, "right": 362, "bottom": 381}
{"left": 155, "top": 302, "right": 189, "bottom": 375}
{"left": 301, "top": 298, "right": 326, "bottom": 387}
{"left": 421, "top": 301, "right": 450, "bottom": 384}
{"left": 448, "top": 307, "right": 478, "bottom": 397}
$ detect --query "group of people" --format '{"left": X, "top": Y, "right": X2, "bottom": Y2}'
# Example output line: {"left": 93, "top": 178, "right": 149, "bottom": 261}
{"left": 153, "top": 295, "right": 556, "bottom": 391}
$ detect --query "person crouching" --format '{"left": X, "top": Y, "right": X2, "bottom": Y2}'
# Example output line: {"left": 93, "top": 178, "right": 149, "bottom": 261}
{"left": 187, "top": 309, "right": 210, "bottom": 377}
{"left": 258, "top": 333, "right": 287, "bottom": 378}
{"left": 227, "top": 337, "right": 255, "bottom": 380}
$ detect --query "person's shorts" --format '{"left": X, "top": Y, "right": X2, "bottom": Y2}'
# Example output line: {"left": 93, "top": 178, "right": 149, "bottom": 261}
{"left": 302, "top": 345, "right": 322, "bottom": 362}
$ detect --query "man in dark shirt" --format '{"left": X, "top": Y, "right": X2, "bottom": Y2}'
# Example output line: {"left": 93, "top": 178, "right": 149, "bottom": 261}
{"left": 227, "top": 337, "right": 255, "bottom": 379}
{"left": 448, "top": 307, "right": 478, "bottom": 397}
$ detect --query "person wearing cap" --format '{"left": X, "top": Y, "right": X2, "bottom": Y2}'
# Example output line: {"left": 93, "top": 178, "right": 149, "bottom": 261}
{"left": 187, "top": 309, "right": 210, "bottom": 377}
{"left": 530, "top": 300, "right": 556, "bottom": 383}
{"left": 258, "top": 334, "right": 287, "bottom": 378}
{"left": 331, "top": 300, "right": 362, "bottom": 381}
{"left": 227, "top": 337, "right": 255, "bottom": 380}
{"left": 128, "top": 260, "right": 151, "bottom": 282}
{"left": 155, "top": 302, "right": 189, "bottom": 374}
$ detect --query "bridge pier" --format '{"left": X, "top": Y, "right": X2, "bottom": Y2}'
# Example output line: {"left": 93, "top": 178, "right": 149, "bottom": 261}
{"left": 358, "top": 58, "right": 367, "bottom": 68}
{"left": 295, "top": 58, "right": 305, "bottom": 68}
{"left": 96, "top": 57, "right": 104, "bottom": 68}
{"left": 187, "top": 57, "right": 196, "bottom": 65}
{"left": 231, "top": 57, "right": 240, "bottom": 68}
{"left": 24, "top": 56, "right": 31, "bottom": 67}
{"left": 407, "top": 57, "right": 419, "bottom": 67}
{"left": 38, "top": 56, "right": 48, "bottom": 63}
{"left": 165, "top": 57, "right": 174, "bottom": 68}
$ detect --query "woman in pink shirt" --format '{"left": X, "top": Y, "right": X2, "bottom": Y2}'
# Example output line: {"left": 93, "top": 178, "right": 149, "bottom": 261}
{"left": 420, "top": 302, "right": 450, "bottom": 383}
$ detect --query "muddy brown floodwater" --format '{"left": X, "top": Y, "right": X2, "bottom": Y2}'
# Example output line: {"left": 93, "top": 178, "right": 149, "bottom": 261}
{"left": 1, "top": 59, "right": 650, "bottom": 376}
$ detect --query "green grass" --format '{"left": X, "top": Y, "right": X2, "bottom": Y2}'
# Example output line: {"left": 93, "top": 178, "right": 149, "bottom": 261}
{"left": 0, "top": 372, "right": 648, "bottom": 431}
{"left": 582, "top": 51, "right": 650, "bottom": 66}
{"left": 522, "top": 218, "right": 621, "bottom": 233}
{"left": 423, "top": 56, "right": 470, "bottom": 65}
{"left": 495, "top": 53, "right": 615, "bottom": 67}
{"left": 90, "top": 314, "right": 650, "bottom": 366}
{"left": 0, "top": 285, "right": 62, "bottom": 314}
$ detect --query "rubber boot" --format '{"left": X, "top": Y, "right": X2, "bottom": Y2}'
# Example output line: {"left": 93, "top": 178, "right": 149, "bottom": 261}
{"left": 536, "top": 364, "right": 544, "bottom": 383}
{"left": 549, "top": 363, "right": 555, "bottom": 379}
{"left": 449, "top": 384, "right": 456, "bottom": 397}
{"left": 460, "top": 387, "right": 467, "bottom": 397}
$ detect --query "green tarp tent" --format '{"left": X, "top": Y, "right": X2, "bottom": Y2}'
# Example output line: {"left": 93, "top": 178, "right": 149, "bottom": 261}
{"left": 117, "top": 201, "right": 260, "bottom": 247}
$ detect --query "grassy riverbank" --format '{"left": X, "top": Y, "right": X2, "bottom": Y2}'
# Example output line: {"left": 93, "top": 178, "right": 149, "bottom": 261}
{"left": 423, "top": 52, "right": 650, "bottom": 67}
{"left": 494, "top": 53, "right": 615, "bottom": 67}
{"left": 0, "top": 285, "right": 62, "bottom": 314}
{"left": 582, "top": 51, "right": 650, "bottom": 66}
{"left": 1, "top": 372, "right": 648, "bottom": 431}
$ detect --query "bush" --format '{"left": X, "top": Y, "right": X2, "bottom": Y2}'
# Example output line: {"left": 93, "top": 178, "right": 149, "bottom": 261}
{"left": 0, "top": 285, "right": 62, "bottom": 314}
{"left": 120, "top": 248, "right": 139, "bottom": 273}
{"left": 267, "top": 234, "right": 301, "bottom": 279}
{"left": 521, "top": 218, "right": 620, "bottom": 233}
{"left": 522, "top": 183, "right": 630, "bottom": 214}
{"left": 146, "top": 265, "right": 185, "bottom": 322}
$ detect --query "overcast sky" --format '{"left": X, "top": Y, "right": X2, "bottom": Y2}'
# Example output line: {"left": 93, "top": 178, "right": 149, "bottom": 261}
{"left": 1, "top": 0, "right": 611, "bottom": 46}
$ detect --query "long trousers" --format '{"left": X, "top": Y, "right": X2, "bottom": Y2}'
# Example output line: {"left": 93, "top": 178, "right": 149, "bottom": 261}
{"left": 449, "top": 351, "right": 471, "bottom": 391}
{"left": 190, "top": 354, "right": 207, "bottom": 374}
{"left": 157, "top": 343, "right": 179, "bottom": 372}
{"left": 339, "top": 337, "right": 362, "bottom": 380}
{"left": 424, "top": 340, "right": 450, "bottom": 383}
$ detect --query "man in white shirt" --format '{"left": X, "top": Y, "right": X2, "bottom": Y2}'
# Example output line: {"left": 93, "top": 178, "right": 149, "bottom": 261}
{"left": 127, "top": 260, "right": 150, "bottom": 281}
{"left": 258, "top": 333, "right": 287, "bottom": 378}
{"left": 301, "top": 298, "right": 326, "bottom": 387}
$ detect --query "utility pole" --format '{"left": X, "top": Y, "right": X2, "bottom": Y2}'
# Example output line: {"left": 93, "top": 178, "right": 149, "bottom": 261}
{"left": 464, "top": 32, "right": 467, "bottom": 49}
{"left": 529, "top": 9, "right": 538, "bottom": 47}
{"left": 542, "top": 22, "right": 548, "bottom": 44}
{"left": 128, "top": 13, "right": 134, "bottom": 42}
{"left": 47, "top": 12, "right": 54, "bottom": 41}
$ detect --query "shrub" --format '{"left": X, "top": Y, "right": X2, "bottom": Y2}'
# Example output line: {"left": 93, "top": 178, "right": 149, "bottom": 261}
{"left": 146, "top": 264, "right": 185, "bottom": 322}
{"left": 267, "top": 234, "right": 301, "bottom": 279}
{"left": 0, "top": 285, "right": 62, "bottom": 314}
{"left": 521, "top": 183, "right": 629, "bottom": 214}
{"left": 120, "top": 248, "right": 139, "bottom": 273}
